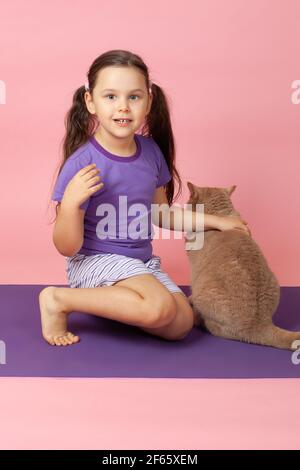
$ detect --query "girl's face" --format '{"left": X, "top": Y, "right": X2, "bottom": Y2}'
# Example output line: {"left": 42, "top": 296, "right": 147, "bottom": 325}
{"left": 85, "top": 66, "right": 152, "bottom": 135}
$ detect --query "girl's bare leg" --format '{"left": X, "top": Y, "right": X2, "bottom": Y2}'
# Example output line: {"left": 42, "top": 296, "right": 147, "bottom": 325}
{"left": 39, "top": 274, "right": 176, "bottom": 346}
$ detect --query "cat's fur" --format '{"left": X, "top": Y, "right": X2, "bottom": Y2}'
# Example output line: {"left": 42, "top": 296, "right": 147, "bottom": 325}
{"left": 185, "top": 182, "right": 300, "bottom": 350}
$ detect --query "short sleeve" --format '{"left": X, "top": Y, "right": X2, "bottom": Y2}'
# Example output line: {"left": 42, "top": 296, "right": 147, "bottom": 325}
{"left": 52, "top": 156, "right": 91, "bottom": 211}
{"left": 151, "top": 138, "right": 172, "bottom": 188}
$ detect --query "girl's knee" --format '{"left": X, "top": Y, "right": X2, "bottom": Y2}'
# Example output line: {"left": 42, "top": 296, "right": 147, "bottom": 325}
{"left": 141, "top": 293, "right": 177, "bottom": 328}
{"left": 177, "top": 314, "right": 194, "bottom": 339}
{"left": 162, "top": 307, "right": 194, "bottom": 341}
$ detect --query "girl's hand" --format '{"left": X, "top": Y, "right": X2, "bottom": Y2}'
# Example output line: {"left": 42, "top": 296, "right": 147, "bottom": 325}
{"left": 63, "top": 163, "right": 104, "bottom": 209}
{"left": 216, "top": 215, "right": 252, "bottom": 237}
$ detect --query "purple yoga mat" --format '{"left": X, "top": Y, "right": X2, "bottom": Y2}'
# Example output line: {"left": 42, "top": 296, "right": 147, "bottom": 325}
{"left": 0, "top": 285, "right": 299, "bottom": 378}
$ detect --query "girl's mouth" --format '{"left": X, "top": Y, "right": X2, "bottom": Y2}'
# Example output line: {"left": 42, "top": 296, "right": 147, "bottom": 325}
{"left": 113, "top": 119, "right": 132, "bottom": 127}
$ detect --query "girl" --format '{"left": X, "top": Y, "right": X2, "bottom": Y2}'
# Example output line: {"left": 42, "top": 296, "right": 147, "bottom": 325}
{"left": 40, "top": 49, "right": 251, "bottom": 346}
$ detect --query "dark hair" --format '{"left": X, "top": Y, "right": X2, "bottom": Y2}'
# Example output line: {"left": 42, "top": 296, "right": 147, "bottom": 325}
{"left": 49, "top": 49, "right": 182, "bottom": 222}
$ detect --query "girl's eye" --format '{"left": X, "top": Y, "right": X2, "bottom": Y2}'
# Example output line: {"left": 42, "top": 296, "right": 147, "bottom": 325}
{"left": 105, "top": 95, "right": 139, "bottom": 100}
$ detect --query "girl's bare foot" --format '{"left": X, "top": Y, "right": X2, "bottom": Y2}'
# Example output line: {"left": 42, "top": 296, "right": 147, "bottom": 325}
{"left": 39, "top": 286, "right": 80, "bottom": 346}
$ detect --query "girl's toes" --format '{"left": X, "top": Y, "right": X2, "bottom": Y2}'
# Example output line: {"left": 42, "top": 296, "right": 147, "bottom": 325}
{"left": 60, "top": 337, "right": 68, "bottom": 346}
{"left": 66, "top": 332, "right": 80, "bottom": 344}
{"left": 54, "top": 337, "right": 63, "bottom": 346}
{"left": 44, "top": 335, "right": 55, "bottom": 346}
{"left": 64, "top": 336, "right": 73, "bottom": 345}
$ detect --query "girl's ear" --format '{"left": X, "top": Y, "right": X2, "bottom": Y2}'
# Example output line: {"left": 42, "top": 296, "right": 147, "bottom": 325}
{"left": 146, "top": 93, "right": 153, "bottom": 116}
{"left": 85, "top": 92, "right": 96, "bottom": 115}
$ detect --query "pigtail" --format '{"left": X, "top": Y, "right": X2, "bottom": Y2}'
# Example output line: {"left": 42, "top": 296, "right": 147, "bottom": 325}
{"left": 48, "top": 85, "right": 97, "bottom": 224}
{"left": 61, "top": 86, "right": 98, "bottom": 165}
{"left": 146, "top": 83, "right": 182, "bottom": 206}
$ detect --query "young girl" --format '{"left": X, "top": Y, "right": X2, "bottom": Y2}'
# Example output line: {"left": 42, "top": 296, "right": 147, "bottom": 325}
{"left": 40, "top": 49, "right": 251, "bottom": 346}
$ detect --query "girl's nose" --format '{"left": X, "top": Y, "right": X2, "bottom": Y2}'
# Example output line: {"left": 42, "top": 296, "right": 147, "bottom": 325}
{"left": 118, "top": 104, "right": 129, "bottom": 112}
{"left": 118, "top": 98, "right": 130, "bottom": 111}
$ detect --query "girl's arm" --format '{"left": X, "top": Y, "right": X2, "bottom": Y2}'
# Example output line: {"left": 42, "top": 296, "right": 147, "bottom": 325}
{"left": 53, "top": 201, "right": 85, "bottom": 256}
{"left": 152, "top": 201, "right": 218, "bottom": 232}
{"left": 151, "top": 187, "right": 250, "bottom": 235}
{"left": 52, "top": 163, "right": 103, "bottom": 256}
{"left": 151, "top": 187, "right": 217, "bottom": 231}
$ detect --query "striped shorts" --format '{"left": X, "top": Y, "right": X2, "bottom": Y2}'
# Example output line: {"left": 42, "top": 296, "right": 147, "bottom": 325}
{"left": 65, "top": 252, "right": 185, "bottom": 295}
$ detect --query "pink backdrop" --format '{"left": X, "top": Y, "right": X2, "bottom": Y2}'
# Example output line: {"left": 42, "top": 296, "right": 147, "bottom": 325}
{"left": 0, "top": 0, "right": 299, "bottom": 286}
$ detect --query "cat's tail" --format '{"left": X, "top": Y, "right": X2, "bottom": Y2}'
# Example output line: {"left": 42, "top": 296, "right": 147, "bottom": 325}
{"left": 250, "top": 323, "right": 300, "bottom": 351}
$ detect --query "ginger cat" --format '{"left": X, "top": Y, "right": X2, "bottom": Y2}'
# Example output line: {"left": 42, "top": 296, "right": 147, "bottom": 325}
{"left": 186, "top": 182, "right": 300, "bottom": 350}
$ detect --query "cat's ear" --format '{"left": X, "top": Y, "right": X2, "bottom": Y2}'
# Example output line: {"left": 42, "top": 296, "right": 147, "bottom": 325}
{"left": 225, "top": 185, "right": 237, "bottom": 196}
{"left": 187, "top": 181, "right": 195, "bottom": 196}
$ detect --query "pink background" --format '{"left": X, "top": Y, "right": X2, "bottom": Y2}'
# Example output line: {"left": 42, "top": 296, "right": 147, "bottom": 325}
{"left": 0, "top": 377, "right": 299, "bottom": 450}
{"left": 0, "top": 0, "right": 299, "bottom": 286}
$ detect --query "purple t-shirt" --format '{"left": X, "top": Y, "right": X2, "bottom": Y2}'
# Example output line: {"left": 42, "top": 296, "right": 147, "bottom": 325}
{"left": 51, "top": 133, "right": 172, "bottom": 262}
